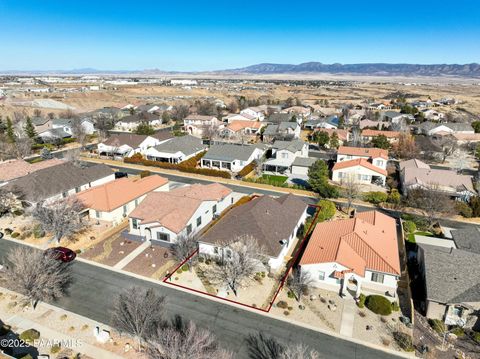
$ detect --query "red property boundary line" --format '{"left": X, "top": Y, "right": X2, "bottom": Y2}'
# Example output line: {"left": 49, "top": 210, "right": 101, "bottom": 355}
{"left": 163, "top": 203, "right": 321, "bottom": 313}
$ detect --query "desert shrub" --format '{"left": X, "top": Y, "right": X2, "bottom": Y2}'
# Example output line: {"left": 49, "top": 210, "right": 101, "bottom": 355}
{"left": 358, "top": 311, "right": 366, "bottom": 318}
{"left": 365, "top": 295, "right": 392, "bottom": 315}
{"left": 181, "top": 264, "right": 189, "bottom": 272}
{"left": 363, "top": 191, "right": 388, "bottom": 205}
{"left": 283, "top": 310, "right": 290, "bottom": 316}
{"left": 387, "top": 189, "right": 401, "bottom": 204}
{"left": 450, "top": 326, "right": 465, "bottom": 337}
{"left": 317, "top": 199, "right": 336, "bottom": 221}
{"left": 357, "top": 293, "right": 366, "bottom": 308}
{"left": 19, "top": 355, "right": 33, "bottom": 359}
{"left": 473, "top": 331, "right": 480, "bottom": 343}
{"left": 139, "top": 170, "right": 151, "bottom": 178}
{"left": 11, "top": 232, "right": 20, "bottom": 238}
{"left": 205, "top": 259, "right": 212, "bottom": 265}
{"left": 4, "top": 228, "right": 13, "bottom": 235}
{"left": 393, "top": 332, "right": 414, "bottom": 352}
{"left": 13, "top": 209, "right": 24, "bottom": 216}
{"left": 455, "top": 202, "right": 473, "bottom": 218}
{"left": 51, "top": 344, "right": 61, "bottom": 354}
{"left": 391, "top": 301, "right": 400, "bottom": 312}
{"left": 198, "top": 257, "right": 205, "bottom": 263}
{"left": 33, "top": 224, "right": 45, "bottom": 238}
{"left": 428, "top": 318, "right": 446, "bottom": 334}
{"left": 19, "top": 329, "right": 40, "bottom": 342}
{"left": 402, "top": 220, "right": 416, "bottom": 234}
{"left": 287, "top": 291, "right": 295, "bottom": 299}
{"left": 277, "top": 300, "right": 288, "bottom": 309}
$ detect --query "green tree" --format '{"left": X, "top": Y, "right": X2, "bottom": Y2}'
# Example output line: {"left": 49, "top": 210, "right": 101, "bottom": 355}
{"left": 329, "top": 132, "right": 339, "bottom": 149}
{"left": 473, "top": 121, "right": 480, "bottom": 134}
{"left": 161, "top": 111, "right": 171, "bottom": 124}
{"left": 371, "top": 135, "right": 390, "bottom": 150}
{"left": 135, "top": 122, "right": 155, "bottom": 136}
{"left": 475, "top": 143, "right": 480, "bottom": 160}
{"left": 6, "top": 117, "right": 15, "bottom": 143}
{"left": 307, "top": 160, "right": 338, "bottom": 198}
{"left": 24, "top": 117, "right": 37, "bottom": 139}
{"left": 0, "top": 116, "right": 6, "bottom": 134}
{"left": 316, "top": 131, "right": 330, "bottom": 148}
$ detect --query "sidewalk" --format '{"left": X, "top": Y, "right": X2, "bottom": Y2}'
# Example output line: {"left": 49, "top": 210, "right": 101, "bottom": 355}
{"left": 5, "top": 308, "right": 123, "bottom": 359}
{"left": 339, "top": 298, "right": 356, "bottom": 337}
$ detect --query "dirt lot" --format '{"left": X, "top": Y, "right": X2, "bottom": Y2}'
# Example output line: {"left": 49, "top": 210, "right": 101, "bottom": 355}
{"left": 123, "top": 245, "right": 176, "bottom": 279}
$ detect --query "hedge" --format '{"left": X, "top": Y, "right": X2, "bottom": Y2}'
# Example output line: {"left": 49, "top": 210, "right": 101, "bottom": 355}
{"left": 125, "top": 152, "right": 231, "bottom": 179}
{"left": 402, "top": 220, "right": 416, "bottom": 234}
{"left": 19, "top": 328, "right": 40, "bottom": 342}
{"left": 365, "top": 295, "right": 392, "bottom": 315}
{"left": 363, "top": 191, "right": 388, "bottom": 204}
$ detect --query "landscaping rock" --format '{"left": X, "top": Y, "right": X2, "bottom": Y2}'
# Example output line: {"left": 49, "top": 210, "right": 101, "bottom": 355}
{"left": 309, "top": 295, "right": 317, "bottom": 301}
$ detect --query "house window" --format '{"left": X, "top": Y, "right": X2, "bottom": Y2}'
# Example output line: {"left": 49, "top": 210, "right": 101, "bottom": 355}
{"left": 226, "top": 249, "right": 232, "bottom": 259}
{"left": 375, "top": 160, "right": 384, "bottom": 167}
{"left": 123, "top": 205, "right": 128, "bottom": 215}
{"left": 231, "top": 197, "right": 234, "bottom": 204}
{"left": 281, "top": 152, "right": 288, "bottom": 159}
{"left": 62, "top": 192, "right": 68, "bottom": 198}
{"left": 134, "top": 199, "right": 139, "bottom": 207}
{"left": 196, "top": 216, "right": 202, "bottom": 226}
{"left": 187, "top": 224, "right": 192, "bottom": 235}
{"left": 156, "top": 232, "right": 170, "bottom": 242}
{"left": 361, "top": 174, "right": 369, "bottom": 181}
{"left": 75, "top": 187, "right": 81, "bottom": 193}
{"left": 132, "top": 218, "right": 138, "bottom": 229}
{"left": 212, "top": 204, "right": 217, "bottom": 214}
{"left": 95, "top": 210, "right": 101, "bottom": 219}
{"left": 214, "top": 247, "right": 219, "bottom": 254}
{"left": 318, "top": 271, "right": 325, "bottom": 281}
{"left": 371, "top": 273, "right": 385, "bottom": 283}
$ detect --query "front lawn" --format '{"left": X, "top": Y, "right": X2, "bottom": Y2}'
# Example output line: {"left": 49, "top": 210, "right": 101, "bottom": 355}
{"left": 261, "top": 174, "right": 288, "bottom": 185}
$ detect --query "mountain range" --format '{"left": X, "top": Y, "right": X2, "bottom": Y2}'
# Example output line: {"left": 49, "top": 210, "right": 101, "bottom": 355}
{"left": 2, "top": 62, "right": 480, "bottom": 78}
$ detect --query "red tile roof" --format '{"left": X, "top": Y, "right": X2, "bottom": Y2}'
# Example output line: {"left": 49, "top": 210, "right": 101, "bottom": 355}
{"left": 361, "top": 129, "right": 400, "bottom": 139}
{"left": 76, "top": 175, "right": 169, "bottom": 212}
{"left": 300, "top": 210, "right": 400, "bottom": 276}
{"left": 338, "top": 146, "right": 388, "bottom": 159}
{"left": 332, "top": 158, "right": 387, "bottom": 176}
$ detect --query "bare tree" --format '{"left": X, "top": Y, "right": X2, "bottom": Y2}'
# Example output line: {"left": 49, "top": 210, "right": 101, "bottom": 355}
{"left": 1, "top": 246, "right": 72, "bottom": 309}
{"left": 95, "top": 116, "right": 115, "bottom": 139}
{"left": 0, "top": 189, "right": 20, "bottom": 217}
{"left": 146, "top": 318, "right": 233, "bottom": 359}
{"left": 431, "top": 135, "right": 458, "bottom": 163}
{"left": 350, "top": 127, "right": 362, "bottom": 147}
{"left": 287, "top": 268, "right": 313, "bottom": 302}
{"left": 112, "top": 287, "right": 166, "bottom": 350}
{"left": 71, "top": 118, "right": 88, "bottom": 148}
{"left": 14, "top": 136, "right": 33, "bottom": 158}
{"left": 341, "top": 174, "right": 361, "bottom": 213}
{"left": 32, "top": 198, "right": 86, "bottom": 243}
{"left": 171, "top": 105, "right": 190, "bottom": 122}
{"left": 207, "top": 235, "right": 264, "bottom": 296}
{"left": 392, "top": 133, "right": 419, "bottom": 160}
{"left": 405, "top": 185, "right": 455, "bottom": 226}
{"left": 170, "top": 234, "right": 198, "bottom": 269}
{"left": 247, "top": 332, "right": 319, "bottom": 359}
{"left": 64, "top": 147, "right": 82, "bottom": 166}
{"left": 282, "top": 344, "right": 319, "bottom": 359}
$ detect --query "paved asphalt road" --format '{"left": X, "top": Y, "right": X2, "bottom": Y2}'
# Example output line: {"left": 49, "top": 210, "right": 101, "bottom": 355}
{"left": 0, "top": 240, "right": 400, "bottom": 359}
{"left": 110, "top": 163, "right": 480, "bottom": 231}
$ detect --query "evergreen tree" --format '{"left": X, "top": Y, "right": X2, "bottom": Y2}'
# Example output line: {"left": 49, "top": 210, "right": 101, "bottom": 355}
{"left": 371, "top": 134, "right": 391, "bottom": 149}
{"left": 6, "top": 117, "right": 15, "bottom": 143}
{"left": 24, "top": 116, "right": 37, "bottom": 139}
{"left": 0, "top": 117, "right": 6, "bottom": 134}
{"left": 316, "top": 131, "right": 330, "bottom": 148}
{"left": 329, "top": 132, "right": 340, "bottom": 149}
{"left": 307, "top": 160, "right": 339, "bottom": 198}
{"left": 135, "top": 122, "right": 155, "bottom": 136}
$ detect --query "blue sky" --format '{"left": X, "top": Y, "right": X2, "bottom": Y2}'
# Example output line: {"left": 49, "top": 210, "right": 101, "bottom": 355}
{"left": 0, "top": 0, "right": 479, "bottom": 71}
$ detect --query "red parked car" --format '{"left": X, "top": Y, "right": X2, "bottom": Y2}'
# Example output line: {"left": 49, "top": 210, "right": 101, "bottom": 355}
{"left": 44, "top": 247, "right": 76, "bottom": 262}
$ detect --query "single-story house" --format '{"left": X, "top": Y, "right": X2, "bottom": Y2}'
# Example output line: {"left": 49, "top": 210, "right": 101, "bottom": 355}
{"left": 300, "top": 210, "right": 401, "bottom": 298}
{"left": 361, "top": 129, "right": 400, "bottom": 143}
{"left": 224, "top": 113, "right": 258, "bottom": 123}
{"left": 400, "top": 158, "right": 476, "bottom": 201}
{"left": 382, "top": 111, "right": 412, "bottom": 124}
{"left": 31, "top": 116, "right": 53, "bottom": 134}
{"left": 128, "top": 183, "right": 233, "bottom": 243}
{"left": 267, "top": 113, "right": 295, "bottom": 124}
{"left": 304, "top": 115, "right": 339, "bottom": 130}
{"left": 183, "top": 115, "right": 224, "bottom": 138}
{"left": 145, "top": 135, "right": 206, "bottom": 164}
{"left": 115, "top": 112, "right": 162, "bottom": 131}
{"left": 199, "top": 194, "right": 308, "bottom": 270}
{"left": 97, "top": 133, "right": 171, "bottom": 158}
{"left": 201, "top": 143, "right": 265, "bottom": 172}
{"left": 3, "top": 162, "right": 115, "bottom": 205}
{"left": 38, "top": 127, "right": 72, "bottom": 140}
{"left": 263, "top": 140, "right": 309, "bottom": 174}
{"left": 222, "top": 120, "right": 265, "bottom": 138}
{"left": 281, "top": 106, "right": 311, "bottom": 118}
{"left": 311, "top": 128, "right": 350, "bottom": 147}
{"left": 415, "top": 122, "right": 474, "bottom": 137}
{"left": 76, "top": 175, "right": 169, "bottom": 225}
{"left": 51, "top": 117, "right": 95, "bottom": 136}
{"left": 417, "top": 244, "right": 480, "bottom": 329}
{"left": 0, "top": 158, "right": 64, "bottom": 186}
{"left": 240, "top": 107, "right": 266, "bottom": 121}
{"left": 263, "top": 122, "right": 300, "bottom": 142}
{"left": 420, "top": 109, "right": 445, "bottom": 121}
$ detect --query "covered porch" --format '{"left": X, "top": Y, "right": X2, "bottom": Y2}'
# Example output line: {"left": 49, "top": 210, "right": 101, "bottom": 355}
{"left": 201, "top": 159, "right": 232, "bottom": 171}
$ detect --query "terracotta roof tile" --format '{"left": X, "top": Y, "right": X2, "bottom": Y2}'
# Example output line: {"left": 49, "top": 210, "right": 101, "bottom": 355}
{"left": 332, "top": 158, "right": 387, "bottom": 176}
{"left": 338, "top": 146, "right": 388, "bottom": 159}
{"left": 300, "top": 210, "right": 400, "bottom": 276}
{"left": 76, "top": 175, "right": 168, "bottom": 212}
{"left": 361, "top": 129, "right": 400, "bottom": 139}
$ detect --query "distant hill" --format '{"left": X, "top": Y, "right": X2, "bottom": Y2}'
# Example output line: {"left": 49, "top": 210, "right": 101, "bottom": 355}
{"left": 221, "top": 62, "right": 480, "bottom": 78}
